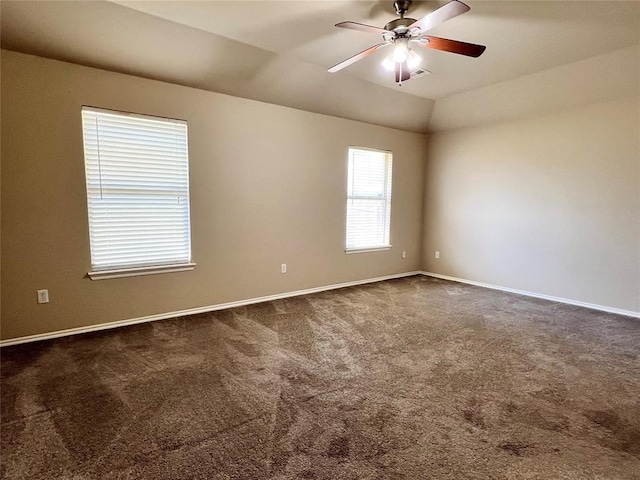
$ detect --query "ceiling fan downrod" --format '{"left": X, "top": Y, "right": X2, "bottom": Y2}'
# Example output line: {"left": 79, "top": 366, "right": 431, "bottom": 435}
{"left": 393, "top": 0, "right": 412, "bottom": 17}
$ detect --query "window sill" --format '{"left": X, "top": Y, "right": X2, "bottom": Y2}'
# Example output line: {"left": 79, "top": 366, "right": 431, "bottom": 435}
{"left": 345, "top": 246, "right": 392, "bottom": 254}
{"left": 88, "top": 263, "right": 196, "bottom": 280}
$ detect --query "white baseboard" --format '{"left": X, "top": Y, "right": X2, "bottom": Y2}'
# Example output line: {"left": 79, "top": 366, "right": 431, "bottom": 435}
{"left": 4, "top": 270, "right": 635, "bottom": 347}
{"left": 420, "top": 271, "right": 640, "bottom": 319}
{"left": 0, "top": 271, "right": 421, "bottom": 347}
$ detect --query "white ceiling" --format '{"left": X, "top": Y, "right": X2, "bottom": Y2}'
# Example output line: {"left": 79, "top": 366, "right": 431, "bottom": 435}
{"left": 112, "top": 0, "right": 640, "bottom": 99}
{"left": 2, "top": 1, "right": 639, "bottom": 132}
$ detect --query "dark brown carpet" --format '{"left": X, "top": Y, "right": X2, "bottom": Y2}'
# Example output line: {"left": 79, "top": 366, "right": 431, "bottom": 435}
{"left": 1, "top": 276, "right": 639, "bottom": 479}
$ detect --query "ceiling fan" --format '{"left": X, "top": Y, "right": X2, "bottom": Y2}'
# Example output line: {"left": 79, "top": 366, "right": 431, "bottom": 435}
{"left": 328, "top": 0, "right": 486, "bottom": 85}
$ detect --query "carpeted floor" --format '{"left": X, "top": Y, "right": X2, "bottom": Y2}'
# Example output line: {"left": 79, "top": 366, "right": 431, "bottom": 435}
{"left": 1, "top": 276, "right": 639, "bottom": 479}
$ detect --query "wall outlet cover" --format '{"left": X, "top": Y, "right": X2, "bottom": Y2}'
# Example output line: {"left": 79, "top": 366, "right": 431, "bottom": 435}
{"left": 37, "top": 289, "right": 49, "bottom": 304}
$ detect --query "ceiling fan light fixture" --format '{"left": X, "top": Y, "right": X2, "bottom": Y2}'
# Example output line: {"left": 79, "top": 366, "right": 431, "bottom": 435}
{"left": 391, "top": 38, "right": 410, "bottom": 62}
{"left": 382, "top": 46, "right": 421, "bottom": 72}
{"left": 381, "top": 53, "right": 396, "bottom": 72}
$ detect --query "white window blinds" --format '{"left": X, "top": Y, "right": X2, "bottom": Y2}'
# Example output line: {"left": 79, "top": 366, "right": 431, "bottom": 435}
{"left": 346, "top": 147, "right": 393, "bottom": 251}
{"left": 81, "top": 107, "right": 192, "bottom": 275}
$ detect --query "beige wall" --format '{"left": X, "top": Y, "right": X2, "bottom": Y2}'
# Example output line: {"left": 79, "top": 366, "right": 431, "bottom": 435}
{"left": 422, "top": 46, "right": 640, "bottom": 312}
{"left": 0, "top": 50, "right": 426, "bottom": 340}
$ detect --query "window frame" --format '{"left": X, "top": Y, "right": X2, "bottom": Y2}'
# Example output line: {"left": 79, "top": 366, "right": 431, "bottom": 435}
{"left": 81, "top": 106, "right": 195, "bottom": 280}
{"left": 344, "top": 146, "right": 393, "bottom": 254}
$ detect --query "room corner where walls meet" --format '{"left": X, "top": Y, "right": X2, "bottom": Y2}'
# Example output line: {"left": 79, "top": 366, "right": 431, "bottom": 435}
{"left": 421, "top": 46, "right": 640, "bottom": 313}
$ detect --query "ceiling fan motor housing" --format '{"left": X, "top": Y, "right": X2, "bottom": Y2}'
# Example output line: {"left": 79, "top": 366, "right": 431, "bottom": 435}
{"left": 384, "top": 17, "right": 417, "bottom": 34}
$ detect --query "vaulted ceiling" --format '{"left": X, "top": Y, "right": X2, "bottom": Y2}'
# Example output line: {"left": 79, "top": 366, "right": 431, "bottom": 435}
{"left": 2, "top": 1, "right": 639, "bottom": 132}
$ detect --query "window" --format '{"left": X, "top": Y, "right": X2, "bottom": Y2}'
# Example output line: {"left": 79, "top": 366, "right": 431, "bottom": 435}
{"left": 81, "top": 106, "right": 194, "bottom": 279}
{"left": 345, "top": 147, "right": 393, "bottom": 252}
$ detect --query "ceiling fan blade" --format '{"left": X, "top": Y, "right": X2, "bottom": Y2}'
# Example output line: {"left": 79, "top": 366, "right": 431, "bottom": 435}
{"left": 394, "top": 62, "right": 411, "bottom": 83}
{"left": 335, "top": 21, "right": 391, "bottom": 36}
{"left": 417, "top": 36, "right": 486, "bottom": 57}
{"left": 408, "top": 0, "right": 470, "bottom": 33}
{"left": 328, "top": 43, "right": 389, "bottom": 73}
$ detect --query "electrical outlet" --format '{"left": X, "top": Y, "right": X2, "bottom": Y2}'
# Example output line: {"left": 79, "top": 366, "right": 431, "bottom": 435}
{"left": 435, "top": 251, "right": 440, "bottom": 259}
{"left": 281, "top": 263, "right": 287, "bottom": 274}
{"left": 401, "top": 251, "right": 406, "bottom": 259}
{"left": 37, "top": 289, "right": 49, "bottom": 304}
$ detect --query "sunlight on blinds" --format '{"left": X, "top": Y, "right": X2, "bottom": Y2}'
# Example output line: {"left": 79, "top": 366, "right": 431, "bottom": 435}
{"left": 346, "top": 147, "right": 393, "bottom": 251}
{"left": 81, "top": 107, "right": 191, "bottom": 272}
